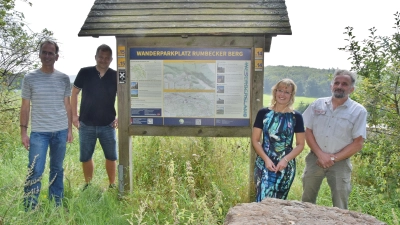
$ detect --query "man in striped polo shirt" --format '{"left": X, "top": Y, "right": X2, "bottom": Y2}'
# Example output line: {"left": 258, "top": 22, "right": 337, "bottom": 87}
{"left": 20, "top": 40, "right": 73, "bottom": 210}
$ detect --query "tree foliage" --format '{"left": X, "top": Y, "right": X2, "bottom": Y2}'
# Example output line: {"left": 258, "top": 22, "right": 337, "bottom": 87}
{"left": 340, "top": 12, "right": 400, "bottom": 131}
{"left": 0, "top": 0, "right": 54, "bottom": 113}
{"left": 339, "top": 12, "right": 400, "bottom": 203}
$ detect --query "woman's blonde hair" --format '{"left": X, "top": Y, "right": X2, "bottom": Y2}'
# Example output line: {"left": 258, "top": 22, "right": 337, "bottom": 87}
{"left": 270, "top": 78, "right": 297, "bottom": 110}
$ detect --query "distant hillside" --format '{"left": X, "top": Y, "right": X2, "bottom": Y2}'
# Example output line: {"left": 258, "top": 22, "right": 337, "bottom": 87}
{"left": 264, "top": 66, "right": 335, "bottom": 98}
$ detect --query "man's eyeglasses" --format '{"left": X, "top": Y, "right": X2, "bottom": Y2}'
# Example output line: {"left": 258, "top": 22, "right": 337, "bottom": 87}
{"left": 41, "top": 51, "right": 57, "bottom": 57}
{"left": 276, "top": 89, "right": 292, "bottom": 95}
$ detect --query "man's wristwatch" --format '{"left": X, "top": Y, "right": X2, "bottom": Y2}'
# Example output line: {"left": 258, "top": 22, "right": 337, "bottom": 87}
{"left": 330, "top": 156, "right": 337, "bottom": 162}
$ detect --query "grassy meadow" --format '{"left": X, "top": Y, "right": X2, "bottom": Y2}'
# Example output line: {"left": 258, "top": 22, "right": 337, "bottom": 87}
{"left": 0, "top": 94, "right": 398, "bottom": 224}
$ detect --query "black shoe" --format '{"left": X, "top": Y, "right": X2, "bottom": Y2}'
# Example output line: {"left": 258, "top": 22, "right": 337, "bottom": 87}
{"left": 108, "top": 184, "right": 116, "bottom": 189}
{"left": 82, "top": 183, "right": 91, "bottom": 191}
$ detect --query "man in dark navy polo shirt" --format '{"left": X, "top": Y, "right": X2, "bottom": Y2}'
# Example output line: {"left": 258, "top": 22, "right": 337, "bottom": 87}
{"left": 71, "top": 44, "right": 118, "bottom": 190}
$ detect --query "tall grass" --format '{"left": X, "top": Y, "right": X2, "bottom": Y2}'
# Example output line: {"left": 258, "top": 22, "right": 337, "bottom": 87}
{"left": 0, "top": 133, "right": 250, "bottom": 224}
{"left": 1, "top": 132, "right": 398, "bottom": 224}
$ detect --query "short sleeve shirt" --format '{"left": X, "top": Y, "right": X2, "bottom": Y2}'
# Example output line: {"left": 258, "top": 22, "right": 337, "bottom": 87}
{"left": 21, "top": 69, "right": 71, "bottom": 132}
{"left": 302, "top": 97, "right": 367, "bottom": 154}
{"left": 254, "top": 108, "right": 305, "bottom": 133}
{"left": 74, "top": 66, "right": 117, "bottom": 126}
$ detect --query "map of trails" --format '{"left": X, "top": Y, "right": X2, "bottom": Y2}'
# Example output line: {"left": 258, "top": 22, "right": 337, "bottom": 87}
{"left": 163, "top": 62, "right": 216, "bottom": 117}
{"left": 131, "top": 60, "right": 162, "bottom": 80}
{"left": 164, "top": 92, "right": 214, "bottom": 117}
{"left": 131, "top": 63, "right": 147, "bottom": 80}
{"left": 163, "top": 62, "right": 215, "bottom": 90}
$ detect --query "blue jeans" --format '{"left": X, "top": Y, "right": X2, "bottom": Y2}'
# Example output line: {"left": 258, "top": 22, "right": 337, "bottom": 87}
{"left": 79, "top": 121, "right": 117, "bottom": 162}
{"left": 24, "top": 129, "right": 68, "bottom": 210}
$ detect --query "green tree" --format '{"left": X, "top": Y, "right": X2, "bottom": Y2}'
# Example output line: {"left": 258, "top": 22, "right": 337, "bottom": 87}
{"left": 340, "top": 12, "right": 400, "bottom": 130}
{"left": 339, "top": 12, "right": 400, "bottom": 204}
{"left": 303, "top": 77, "right": 319, "bottom": 97}
{"left": 0, "top": 0, "right": 53, "bottom": 112}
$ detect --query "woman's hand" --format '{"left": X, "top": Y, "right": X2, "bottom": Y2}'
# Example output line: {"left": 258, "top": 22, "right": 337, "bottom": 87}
{"left": 276, "top": 158, "right": 289, "bottom": 172}
{"left": 264, "top": 157, "right": 277, "bottom": 172}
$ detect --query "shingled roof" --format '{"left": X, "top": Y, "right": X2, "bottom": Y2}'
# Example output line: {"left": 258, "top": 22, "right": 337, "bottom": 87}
{"left": 78, "top": 0, "right": 292, "bottom": 38}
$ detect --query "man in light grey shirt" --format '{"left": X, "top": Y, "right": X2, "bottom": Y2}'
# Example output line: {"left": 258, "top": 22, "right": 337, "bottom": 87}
{"left": 20, "top": 40, "right": 73, "bottom": 210}
{"left": 301, "top": 69, "right": 367, "bottom": 209}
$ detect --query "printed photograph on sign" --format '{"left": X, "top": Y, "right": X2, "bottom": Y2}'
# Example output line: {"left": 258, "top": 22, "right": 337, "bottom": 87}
{"left": 217, "top": 64, "right": 226, "bottom": 73}
{"left": 131, "top": 89, "right": 138, "bottom": 97}
{"left": 217, "top": 75, "right": 225, "bottom": 83}
{"left": 217, "top": 86, "right": 225, "bottom": 93}
{"left": 131, "top": 81, "right": 138, "bottom": 89}
{"left": 130, "top": 81, "right": 138, "bottom": 97}
{"left": 216, "top": 106, "right": 224, "bottom": 114}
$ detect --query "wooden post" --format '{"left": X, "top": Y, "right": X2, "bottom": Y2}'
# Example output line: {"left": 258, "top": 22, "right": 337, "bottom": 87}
{"left": 116, "top": 38, "right": 133, "bottom": 193}
{"left": 248, "top": 36, "right": 266, "bottom": 202}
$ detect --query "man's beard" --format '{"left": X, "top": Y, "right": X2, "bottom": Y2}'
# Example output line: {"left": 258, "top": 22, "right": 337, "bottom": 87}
{"left": 332, "top": 89, "right": 345, "bottom": 98}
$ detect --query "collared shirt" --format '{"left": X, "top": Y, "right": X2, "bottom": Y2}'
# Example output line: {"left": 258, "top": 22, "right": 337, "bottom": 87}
{"left": 302, "top": 97, "right": 367, "bottom": 154}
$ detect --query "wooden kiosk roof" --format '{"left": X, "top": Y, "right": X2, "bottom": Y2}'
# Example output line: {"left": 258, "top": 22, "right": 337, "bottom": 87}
{"left": 78, "top": 0, "right": 292, "bottom": 42}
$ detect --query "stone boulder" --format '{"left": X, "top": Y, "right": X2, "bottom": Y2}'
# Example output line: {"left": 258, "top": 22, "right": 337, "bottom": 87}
{"left": 224, "top": 198, "right": 386, "bottom": 225}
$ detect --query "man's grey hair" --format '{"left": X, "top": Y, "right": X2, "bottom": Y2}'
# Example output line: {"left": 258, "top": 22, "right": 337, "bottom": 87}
{"left": 332, "top": 69, "right": 357, "bottom": 86}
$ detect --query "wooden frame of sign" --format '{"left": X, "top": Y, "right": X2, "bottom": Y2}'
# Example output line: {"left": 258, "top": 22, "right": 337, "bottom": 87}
{"left": 116, "top": 35, "right": 267, "bottom": 201}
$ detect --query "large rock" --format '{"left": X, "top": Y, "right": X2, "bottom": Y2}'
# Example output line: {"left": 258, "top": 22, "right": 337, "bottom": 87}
{"left": 224, "top": 198, "right": 386, "bottom": 225}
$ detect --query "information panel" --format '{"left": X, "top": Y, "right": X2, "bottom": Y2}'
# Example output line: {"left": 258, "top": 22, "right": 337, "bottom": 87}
{"left": 130, "top": 47, "right": 251, "bottom": 126}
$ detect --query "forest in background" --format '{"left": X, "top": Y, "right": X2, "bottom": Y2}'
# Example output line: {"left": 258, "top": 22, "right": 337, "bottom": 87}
{"left": 264, "top": 66, "right": 335, "bottom": 97}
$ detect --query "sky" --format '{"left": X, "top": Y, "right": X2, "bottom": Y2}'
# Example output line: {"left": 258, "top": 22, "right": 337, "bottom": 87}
{"left": 15, "top": 0, "right": 400, "bottom": 76}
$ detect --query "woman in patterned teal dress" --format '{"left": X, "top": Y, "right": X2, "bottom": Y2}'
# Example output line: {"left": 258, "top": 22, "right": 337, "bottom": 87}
{"left": 252, "top": 78, "right": 305, "bottom": 201}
